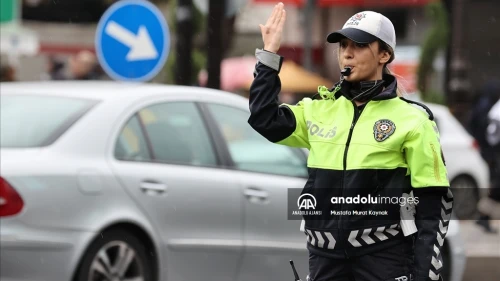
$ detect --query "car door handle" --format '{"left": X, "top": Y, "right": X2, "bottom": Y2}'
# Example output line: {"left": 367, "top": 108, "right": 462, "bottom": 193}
{"left": 244, "top": 187, "right": 269, "bottom": 200}
{"left": 140, "top": 181, "right": 167, "bottom": 193}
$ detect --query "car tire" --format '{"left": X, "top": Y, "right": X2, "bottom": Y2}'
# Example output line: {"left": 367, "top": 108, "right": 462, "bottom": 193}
{"left": 74, "top": 228, "right": 153, "bottom": 281}
{"left": 450, "top": 175, "right": 479, "bottom": 219}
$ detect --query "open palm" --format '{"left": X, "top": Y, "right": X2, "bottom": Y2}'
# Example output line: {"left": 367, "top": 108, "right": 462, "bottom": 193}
{"left": 259, "top": 2, "right": 286, "bottom": 53}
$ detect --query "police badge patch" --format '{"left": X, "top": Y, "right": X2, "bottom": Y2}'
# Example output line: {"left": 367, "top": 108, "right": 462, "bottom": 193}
{"left": 345, "top": 12, "right": 367, "bottom": 26}
{"left": 374, "top": 119, "right": 396, "bottom": 142}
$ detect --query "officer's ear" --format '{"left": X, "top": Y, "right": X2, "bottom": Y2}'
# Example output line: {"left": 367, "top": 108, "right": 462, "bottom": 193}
{"left": 379, "top": 50, "right": 391, "bottom": 65}
{"left": 377, "top": 41, "right": 392, "bottom": 65}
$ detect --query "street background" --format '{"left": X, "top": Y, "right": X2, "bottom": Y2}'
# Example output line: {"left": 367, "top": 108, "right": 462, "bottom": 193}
{"left": 1, "top": 0, "right": 500, "bottom": 280}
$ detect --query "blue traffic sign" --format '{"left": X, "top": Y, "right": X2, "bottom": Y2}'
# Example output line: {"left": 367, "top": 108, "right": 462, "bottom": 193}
{"left": 95, "top": 0, "right": 170, "bottom": 82}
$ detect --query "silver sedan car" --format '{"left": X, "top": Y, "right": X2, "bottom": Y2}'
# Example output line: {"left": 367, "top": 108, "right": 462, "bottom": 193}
{"left": 0, "top": 81, "right": 465, "bottom": 281}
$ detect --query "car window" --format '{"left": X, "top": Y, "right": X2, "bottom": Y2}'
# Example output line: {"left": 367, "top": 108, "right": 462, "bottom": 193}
{"left": 115, "top": 115, "right": 152, "bottom": 162}
{"left": 430, "top": 106, "right": 468, "bottom": 138}
{"left": 205, "top": 103, "right": 308, "bottom": 177}
{"left": 138, "top": 102, "right": 217, "bottom": 166}
{"left": 0, "top": 95, "right": 97, "bottom": 148}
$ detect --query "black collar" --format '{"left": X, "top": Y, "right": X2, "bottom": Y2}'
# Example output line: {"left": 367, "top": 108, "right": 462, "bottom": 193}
{"left": 333, "top": 74, "right": 398, "bottom": 101}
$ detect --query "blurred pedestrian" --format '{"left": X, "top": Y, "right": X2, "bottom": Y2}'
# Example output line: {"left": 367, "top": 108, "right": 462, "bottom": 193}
{"left": 248, "top": 3, "right": 453, "bottom": 281}
{"left": 40, "top": 55, "right": 67, "bottom": 81}
{"left": 470, "top": 81, "right": 500, "bottom": 233}
{"left": 0, "top": 59, "right": 16, "bottom": 82}
{"left": 477, "top": 99, "right": 500, "bottom": 229}
{"left": 468, "top": 81, "right": 500, "bottom": 171}
{"left": 68, "top": 50, "right": 101, "bottom": 80}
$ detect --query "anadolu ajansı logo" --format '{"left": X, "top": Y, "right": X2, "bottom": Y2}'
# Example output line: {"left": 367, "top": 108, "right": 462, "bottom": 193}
{"left": 298, "top": 193, "right": 316, "bottom": 210}
{"left": 294, "top": 193, "right": 322, "bottom": 216}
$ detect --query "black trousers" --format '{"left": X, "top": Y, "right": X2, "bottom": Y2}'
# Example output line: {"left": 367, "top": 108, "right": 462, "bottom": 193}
{"left": 307, "top": 240, "right": 414, "bottom": 281}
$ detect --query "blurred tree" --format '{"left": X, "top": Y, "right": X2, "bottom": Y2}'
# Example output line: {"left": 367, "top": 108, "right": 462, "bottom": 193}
{"left": 417, "top": 1, "right": 449, "bottom": 101}
{"left": 164, "top": 0, "right": 206, "bottom": 85}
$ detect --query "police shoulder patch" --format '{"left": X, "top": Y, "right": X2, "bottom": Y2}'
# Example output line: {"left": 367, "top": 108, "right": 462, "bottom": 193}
{"left": 374, "top": 119, "right": 396, "bottom": 142}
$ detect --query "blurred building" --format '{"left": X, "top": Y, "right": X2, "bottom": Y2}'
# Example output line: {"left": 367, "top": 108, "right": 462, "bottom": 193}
{"left": 442, "top": 0, "right": 500, "bottom": 124}
{"left": 234, "top": 0, "right": 441, "bottom": 94}
{"left": 5, "top": 0, "right": 500, "bottom": 115}
{"left": 238, "top": 0, "right": 500, "bottom": 122}
{"left": 10, "top": 0, "right": 435, "bottom": 82}
{"left": 237, "top": 0, "right": 435, "bottom": 62}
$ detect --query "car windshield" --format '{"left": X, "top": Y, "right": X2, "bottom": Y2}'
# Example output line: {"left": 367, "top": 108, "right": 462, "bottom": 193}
{"left": 0, "top": 95, "right": 98, "bottom": 148}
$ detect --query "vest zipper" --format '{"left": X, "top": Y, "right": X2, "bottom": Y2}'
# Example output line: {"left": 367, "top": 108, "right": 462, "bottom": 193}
{"left": 338, "top": 102, "right": 362, "bottom": 230}
{"left": 430, "top": 143, "right": 441, "bottom": 182}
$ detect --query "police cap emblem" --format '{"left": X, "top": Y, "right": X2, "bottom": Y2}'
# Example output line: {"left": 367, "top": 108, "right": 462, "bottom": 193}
{"left": 374, "top": 119, "right": 396, "bottom": 142}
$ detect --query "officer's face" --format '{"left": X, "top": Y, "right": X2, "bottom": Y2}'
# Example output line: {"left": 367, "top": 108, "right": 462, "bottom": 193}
{"left": 338, "top": 39, "right": 390, "bottom": 82}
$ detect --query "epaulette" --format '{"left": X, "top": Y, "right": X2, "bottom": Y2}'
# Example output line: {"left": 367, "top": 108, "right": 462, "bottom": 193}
{"left": 400, "top": 97, "right": 434, "bottom": 121}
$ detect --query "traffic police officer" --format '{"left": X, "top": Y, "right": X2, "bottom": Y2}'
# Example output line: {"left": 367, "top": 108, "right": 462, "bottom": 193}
{"left": 248, "top": 3, "right": 454, "bottom": 281}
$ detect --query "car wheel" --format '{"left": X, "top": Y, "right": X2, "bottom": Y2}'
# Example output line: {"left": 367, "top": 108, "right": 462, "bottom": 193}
{"left": 75, "top": 229, "right": 153, "bottom": 281}
{"left": 450, "top": 175, "right": 479, "bottom": 219}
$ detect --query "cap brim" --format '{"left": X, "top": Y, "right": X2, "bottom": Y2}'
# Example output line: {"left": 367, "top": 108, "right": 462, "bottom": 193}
{"left": 326, "top": 28, "right": 378, "bottom": 44}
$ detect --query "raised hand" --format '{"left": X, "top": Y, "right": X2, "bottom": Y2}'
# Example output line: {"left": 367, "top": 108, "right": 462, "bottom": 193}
{"left": 259, "top": 2, "right": 286, "bottom": 54}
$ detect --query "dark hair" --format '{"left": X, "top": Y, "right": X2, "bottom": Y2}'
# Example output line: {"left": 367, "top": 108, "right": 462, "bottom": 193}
{"left": 378, "top": 39, "right": 395, "bottom": 64}
{"left": 377, "top": 40, "right": 405, "bottom": 96}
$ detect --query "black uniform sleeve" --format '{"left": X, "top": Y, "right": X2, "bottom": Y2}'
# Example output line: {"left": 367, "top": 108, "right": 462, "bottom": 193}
{"left": 247, "top": 56, "right": 299, "bottom": 143}
{"left": 413, "top": 187, "right": 453, "bottom": 281}
{"left": 403, "top": 118, "right": 453, "bottom": 281}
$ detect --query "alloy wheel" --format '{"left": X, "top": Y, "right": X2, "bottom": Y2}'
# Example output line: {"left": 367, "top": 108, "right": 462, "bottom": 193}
{"left": 88, "top": 241, "right": 145, "bottom": 281}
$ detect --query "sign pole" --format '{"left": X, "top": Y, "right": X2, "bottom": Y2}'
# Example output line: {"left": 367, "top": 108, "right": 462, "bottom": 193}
{"left": 175, "top": 0, "right": 194, "bottom": 86}
{"left": 206, "top": 0, "right": 225, "bottom": 89}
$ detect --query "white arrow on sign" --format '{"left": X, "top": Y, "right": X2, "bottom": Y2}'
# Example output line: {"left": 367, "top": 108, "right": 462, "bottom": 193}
{"left": 105, "top": 21, "right": 158, "bottom": 61}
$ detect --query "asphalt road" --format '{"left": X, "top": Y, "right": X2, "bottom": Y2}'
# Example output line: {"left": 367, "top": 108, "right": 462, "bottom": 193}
{"left": 462, "top": 257, "right": 500, "bottom": 281}
{"left": 459, "top": 220, "right": 500, "bottom": 281}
